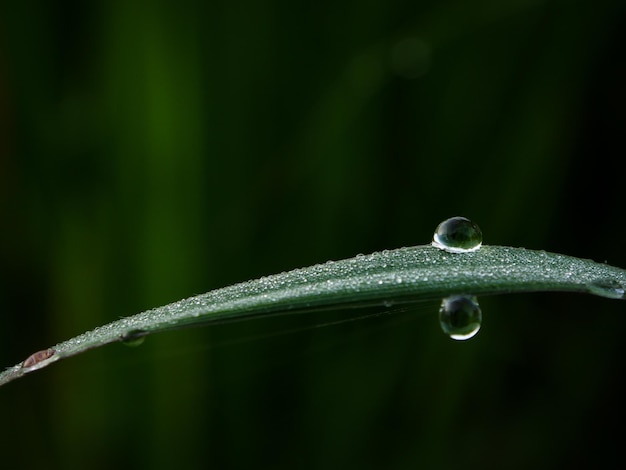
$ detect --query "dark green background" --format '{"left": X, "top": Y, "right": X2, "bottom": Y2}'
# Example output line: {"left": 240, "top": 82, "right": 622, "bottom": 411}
{"left": 1, "top": 1, "right": 625, "bottom": 468}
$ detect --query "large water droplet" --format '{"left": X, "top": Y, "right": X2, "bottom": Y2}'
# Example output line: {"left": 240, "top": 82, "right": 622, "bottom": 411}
{"left": 121, "top": 330, "right": 147, "bottom": 347}
{"left": 432, "top": 216, "right": 482, "bottom": 253}
{"left": 439, "top": 295, "right": 482, "bottom": 340}
{"left": 587, "top": 279, "right": 625, "bottom": 299}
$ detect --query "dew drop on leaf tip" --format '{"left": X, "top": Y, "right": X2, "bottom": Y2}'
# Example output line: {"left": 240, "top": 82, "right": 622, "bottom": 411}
{"left": 439, "top": 295, "right": 482, "bottom": 341}
{"left": 432, "top": 216, "right": 482, "bottom": 253}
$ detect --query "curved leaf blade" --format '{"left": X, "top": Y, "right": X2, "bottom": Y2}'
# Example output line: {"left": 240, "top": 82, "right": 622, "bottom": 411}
{"left": 2, "top": 245, "right": 625, "bottom": 387}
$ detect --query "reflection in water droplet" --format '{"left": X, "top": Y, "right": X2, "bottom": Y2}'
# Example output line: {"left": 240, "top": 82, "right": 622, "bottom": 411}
{"left": 121, "top": 330, "right": 147, "bottom": 347}
{"left": 587, "top": 279, "right": 626, "bottom": 299}
{"left": 439, "top": 295, "right": 482, "bottom": 341}
{"left": 432, "top": 216, "right": 482, "bottom": 253}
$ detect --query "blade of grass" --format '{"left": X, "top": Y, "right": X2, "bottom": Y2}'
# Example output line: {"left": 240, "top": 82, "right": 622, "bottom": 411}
{"left": 2, "top": 244, "right": 625, "bottom": 387}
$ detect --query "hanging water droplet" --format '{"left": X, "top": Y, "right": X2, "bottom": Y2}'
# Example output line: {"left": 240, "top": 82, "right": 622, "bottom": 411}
{"left": 587, "top": 279, "right": 626, "bottom": 299}
{"left": 432, "top": 216, "right": 482, "bottom": 253}
{"left": 121, "top": 329, "right": 147, "bottom": 347}
{"left": 439, "top": 295, "right": 482, "bottom": 340}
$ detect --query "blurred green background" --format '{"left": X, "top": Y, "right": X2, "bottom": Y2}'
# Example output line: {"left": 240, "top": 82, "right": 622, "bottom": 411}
{"left": 1, "top": 0, "right": 626, "bottom": 468}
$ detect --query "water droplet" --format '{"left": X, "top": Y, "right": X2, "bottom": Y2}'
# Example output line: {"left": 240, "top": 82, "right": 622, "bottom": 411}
{"left": 587, "top": 279, "right": 625, "bottom": 299}
{"left": 432, "top": 216, "right": 482, "bottom": 253}
{"left": 439, "top": 295, "right": 482, "bottom": 340}
{"left": 121, "top": 330, "right": 147, "bottom": 347}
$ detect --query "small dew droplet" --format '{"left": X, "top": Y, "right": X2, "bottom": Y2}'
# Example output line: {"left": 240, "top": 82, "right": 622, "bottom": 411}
{"left": 432, "top": 216, "right": 482, "bottom": 253}
{"left": 121, "top": 330, "right": 147, "bottom": 347}
{"left": 587, "top": 279, "right": 626, "bottom": 299}
{"left": 439, "top": 295, "right": 482, "bottom": 341}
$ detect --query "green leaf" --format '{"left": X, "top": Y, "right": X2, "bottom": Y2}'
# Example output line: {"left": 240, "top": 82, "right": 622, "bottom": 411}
{"left": 2, "top": 245, "right": 625, "bottom": 387}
